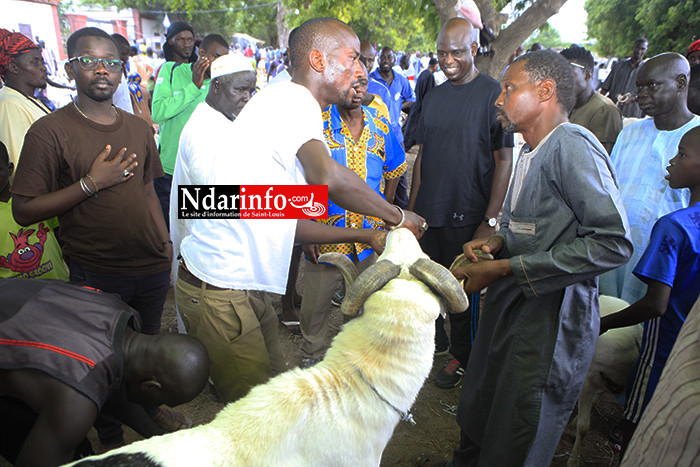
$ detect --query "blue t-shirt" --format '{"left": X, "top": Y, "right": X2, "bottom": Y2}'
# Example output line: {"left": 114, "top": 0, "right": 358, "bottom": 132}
{"left": 633, "top": 202, "right": 700, "bottom": 361}
{"left": 368, "top": 70, "right": 415, "bottom": 144}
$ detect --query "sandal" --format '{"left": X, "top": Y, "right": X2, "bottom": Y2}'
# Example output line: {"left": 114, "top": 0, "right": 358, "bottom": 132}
{"left": 151, "top": 407, "right": 192, "bottom": 432}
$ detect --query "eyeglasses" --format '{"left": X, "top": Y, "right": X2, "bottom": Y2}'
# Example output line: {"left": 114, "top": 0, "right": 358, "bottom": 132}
{"left": 569, "top": 62, "right": 586, "bottom": 70}
{"left": 69, "top": 56, "right": 123, "bottom": 73}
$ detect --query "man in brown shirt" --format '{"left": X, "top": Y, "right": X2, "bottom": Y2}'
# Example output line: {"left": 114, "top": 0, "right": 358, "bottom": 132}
{"left": 561, "top": 44, "right": 623, "bottom": 154}
{"left": 12, "top": 27, "right": 171, "bottom": 336}
{"left": 11, "top": 26, "right": 180, "bottom": 448}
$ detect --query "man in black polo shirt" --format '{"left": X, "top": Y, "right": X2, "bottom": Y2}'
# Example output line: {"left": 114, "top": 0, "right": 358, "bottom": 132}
{"left": 408, "top": 17, "right": 513, "bottom": 388}
{"left": 601, "top": 38, "right": 648, "bottom": 118}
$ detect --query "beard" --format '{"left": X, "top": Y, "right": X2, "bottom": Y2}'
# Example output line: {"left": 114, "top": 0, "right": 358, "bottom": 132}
{"left": 85, "top": 77, "right": 116, "bottom": 102}
{"left": 339, "top": 79, "right": 363, "bottom": 109}
{"left": 502, "top": 121, "right": 517, "bottom": 135}
{"left": 496, "top": 109, "right": 517, "bottom": 134}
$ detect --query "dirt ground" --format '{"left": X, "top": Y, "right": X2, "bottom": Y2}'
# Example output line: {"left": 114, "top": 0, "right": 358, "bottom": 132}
{"left": 104, "top": 286, "right": 625, "bottom": 467}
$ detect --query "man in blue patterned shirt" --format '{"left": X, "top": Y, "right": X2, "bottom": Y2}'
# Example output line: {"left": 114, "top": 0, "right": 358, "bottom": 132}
{"left": 299, "top": 62, "right": 406, "bottom": 367}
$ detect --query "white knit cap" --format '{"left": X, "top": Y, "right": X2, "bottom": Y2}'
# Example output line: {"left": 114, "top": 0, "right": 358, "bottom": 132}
{"left": 210, "top": 54, "right": 254, "bottom": 79}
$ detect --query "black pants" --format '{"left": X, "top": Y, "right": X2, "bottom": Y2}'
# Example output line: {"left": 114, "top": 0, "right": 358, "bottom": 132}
{"left": 68, "top": 261, "right": 170, "bottom": 335}
{"left": 393, "top": 173, "right": 409, "bottom": 209}
{"left": 0, "top": 396, "right": 93, "bottom": 463}
{"left": 419, "top": 224, "right": 481, "bottom": 365}
{"left": 153, "top": 173, "right": 173, "bottom": 231}
{"left": 450, "top": 429, "right": 480, "bottom": 466}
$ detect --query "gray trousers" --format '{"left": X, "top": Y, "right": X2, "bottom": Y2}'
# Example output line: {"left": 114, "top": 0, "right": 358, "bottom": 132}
{"left": 300, "top": 253, "right": 376, "bottom": 359}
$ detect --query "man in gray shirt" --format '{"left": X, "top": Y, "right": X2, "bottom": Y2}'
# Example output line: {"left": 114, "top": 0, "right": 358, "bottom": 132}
{"left": 601, "top": 38, "right": 648, "bottom": 118}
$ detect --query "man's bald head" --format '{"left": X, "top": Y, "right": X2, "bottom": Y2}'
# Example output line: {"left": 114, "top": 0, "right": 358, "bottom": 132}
{"left": 155, "top": 333, "right": 209, "bottom": 404}
{"left": 436, "top": 17, "right": 478, "bottom": 84}
{"left": 288, "top": 17, "right": 363, "bottom": 110}
{"left": 289, "top": 17, "right": 357, "bottom": 69}
{"left": 637, "top": 53, "right": 692, "bottom": 117}
{"left": 437, "top": 17, "right": 475, "bottom": 49}
{"left": 360, "top": 40, "right": 375, "bottom": 58}
{"left": 640, "top": 52, "right": 690, "bottom": 80}
{"left": 125, "top": 332, "right": 209, "bottom": 407}
{"left": 360, "top": 40, "right": 376, "bottom": 70}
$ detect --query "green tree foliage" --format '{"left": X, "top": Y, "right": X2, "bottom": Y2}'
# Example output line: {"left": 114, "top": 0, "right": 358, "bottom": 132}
{"left": 585, "top": 0, "right": 699, "bottom": 58}
{"left": 79, "top": 0, "right": 280, "bottom": 45}
{"left": 282, "top": 0, "right": 441, "bottom": 53}
{"left": 523, "top": 22, "right": 568, "bottom": 50}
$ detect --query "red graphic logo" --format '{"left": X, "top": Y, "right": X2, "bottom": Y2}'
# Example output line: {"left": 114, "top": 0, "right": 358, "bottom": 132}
{"left": 178, "top": 185, "right": 328, "bottom": 219}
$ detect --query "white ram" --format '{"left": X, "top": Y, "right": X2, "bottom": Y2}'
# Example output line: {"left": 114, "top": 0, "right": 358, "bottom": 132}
{"left": 568, "top": 295, "right": 642, "bottom": 467}
{"left": 67, "top": 228, "right": 468, "bottom": 467}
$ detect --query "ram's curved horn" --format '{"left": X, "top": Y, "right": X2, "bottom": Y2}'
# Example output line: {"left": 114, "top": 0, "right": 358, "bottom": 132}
{"left": 340, "top": 260, "right": 401, "bottom": 317}
{"left": 318, "top": 252, "right": 359, "bottom": 288}
{"left": 409, "top": 258, "right": 468, "bottom": 313}
{"left": 448, "top": 250, "right": 494, "bottom": 271}
{"left": 446, "top": 251, "right": 495, "bottom": 301}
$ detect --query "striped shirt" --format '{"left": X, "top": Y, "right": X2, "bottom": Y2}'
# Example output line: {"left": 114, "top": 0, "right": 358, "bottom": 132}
{"left": 601, "top": 116, "right": 700, "bottom": 303}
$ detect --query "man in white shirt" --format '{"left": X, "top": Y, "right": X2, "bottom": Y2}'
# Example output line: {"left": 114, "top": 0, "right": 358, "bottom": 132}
{"left": 175, "top": 20, "right": 426, "bottom": 402}
{"left": 169, "top": 54, "right": 257, "bottom": 335}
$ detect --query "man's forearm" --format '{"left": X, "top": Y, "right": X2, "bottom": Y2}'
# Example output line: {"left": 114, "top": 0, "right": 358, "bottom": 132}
{"left": 297, "top": 140, "right": 425, "bottom": 236}
{"left": 295, "top": 220, "right": 377, "bottom": 245}
{"left": 297, "top": 140, "right": 402, "bottom": 225}
{"left": 383, "top": 177, "right": 400, "bottom": 205}
{"left": 12, "top": 186, "right": 89, "bottom": 226}
{"left": 407, "top": 146, "right": 422, "bottom": 211}
{"left": 600, "top": 281, "right": 671, "bottom": 333}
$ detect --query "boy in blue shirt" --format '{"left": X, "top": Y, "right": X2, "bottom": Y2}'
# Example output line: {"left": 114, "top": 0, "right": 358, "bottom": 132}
{"left": 600, "top": 126, "right": 700, "bottom": 453}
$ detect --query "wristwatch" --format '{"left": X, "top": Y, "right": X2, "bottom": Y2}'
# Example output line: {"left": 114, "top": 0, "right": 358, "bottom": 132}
{"left": 483, "top": 217, "right": 497, "bottom": 228}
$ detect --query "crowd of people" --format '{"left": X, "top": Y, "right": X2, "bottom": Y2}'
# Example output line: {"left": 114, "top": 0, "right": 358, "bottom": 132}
{"left": 0, "top": 12, "right": 698, "bottom": 467}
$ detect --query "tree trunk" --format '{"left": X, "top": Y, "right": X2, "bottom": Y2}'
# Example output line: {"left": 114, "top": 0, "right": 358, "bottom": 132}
{"left": 478, "top": 0, "right": 568, "bottom": 77}
{"left": 276, "top": 1, "right": 291, "bottom": 48}
{"left": 432, "top": 0, "right": 569, "bottom": 78}
{"left": 432, "top": 0, "right": 459, "bottom": 24}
